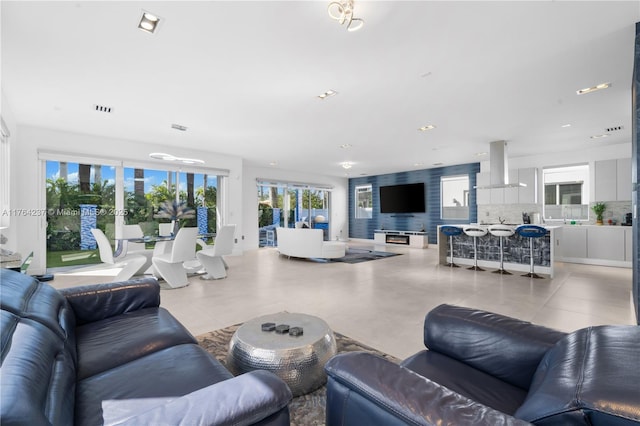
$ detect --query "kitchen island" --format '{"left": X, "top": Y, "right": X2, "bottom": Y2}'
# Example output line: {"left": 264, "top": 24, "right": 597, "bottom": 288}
{"left": 437, "top": 224, "right": 559, "bottom": 278}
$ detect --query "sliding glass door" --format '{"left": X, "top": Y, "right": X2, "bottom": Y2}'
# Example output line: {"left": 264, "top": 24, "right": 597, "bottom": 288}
{"left": 257, "top": 181, "right": 332, "bottom": 247}
{"left": 45, "top": 158, "right": 222, "bottom": 269}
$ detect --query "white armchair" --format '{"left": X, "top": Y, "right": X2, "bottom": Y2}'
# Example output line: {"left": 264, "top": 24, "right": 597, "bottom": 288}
{"left": 152, "top": 227, "right": 199, "bottom": 288}
{"left": 197, "top": 225, "right": 236, "bottom": 280}
{"left": 90, "top": 228, "right": 147, "bottom": 281}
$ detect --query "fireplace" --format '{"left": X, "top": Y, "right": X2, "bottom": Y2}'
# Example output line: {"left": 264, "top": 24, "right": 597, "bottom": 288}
{"left": 386, "top": 234, "right": 410, "bottom": 245}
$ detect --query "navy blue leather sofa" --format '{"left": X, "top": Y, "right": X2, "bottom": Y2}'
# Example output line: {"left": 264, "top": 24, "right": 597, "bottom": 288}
{"left": 325, "top": 304, "right": 640, "bottom": 426}
{"left": 0, "top": 269, "right": 292, "bottom": 425}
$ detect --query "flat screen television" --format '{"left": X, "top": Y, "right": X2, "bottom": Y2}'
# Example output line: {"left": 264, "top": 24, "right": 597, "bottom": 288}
{"left": 379, "top": 182, "right": 426, "bottom": 213}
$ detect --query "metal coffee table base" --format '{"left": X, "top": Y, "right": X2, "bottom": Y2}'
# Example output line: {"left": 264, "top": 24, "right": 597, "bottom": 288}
{"left": 227, "top": 312, "right": 337, "bottom": 396}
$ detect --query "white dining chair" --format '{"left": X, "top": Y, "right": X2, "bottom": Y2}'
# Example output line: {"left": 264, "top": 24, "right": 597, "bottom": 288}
{"left": 152, "top": 227, "right": 200, "bottom": 288}
{"left": 121, "top": 224, "right": 154, "bottom": 274}
{"left": 90, "top": 228, "right": 147, "bottom": 281}
{"left": 197, "top": 225, "right": 236, "bottom": 280}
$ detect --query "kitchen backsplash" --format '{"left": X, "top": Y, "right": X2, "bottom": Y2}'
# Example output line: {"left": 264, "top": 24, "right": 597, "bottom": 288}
{"left": 478, "top": 201, "right": 632, "bottom": 226}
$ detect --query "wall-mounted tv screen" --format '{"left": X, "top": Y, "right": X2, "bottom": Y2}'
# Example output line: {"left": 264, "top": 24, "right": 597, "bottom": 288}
{"left": 379, "top": 182, "right": 426, "bottom": 213}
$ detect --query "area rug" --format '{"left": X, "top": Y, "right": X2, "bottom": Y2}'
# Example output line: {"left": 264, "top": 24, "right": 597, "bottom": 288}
{"left": 310, "top": 247, "right": 401, "bottom": 264}
{"left": 197, "top": 324, "right": 399, "bottom": 426}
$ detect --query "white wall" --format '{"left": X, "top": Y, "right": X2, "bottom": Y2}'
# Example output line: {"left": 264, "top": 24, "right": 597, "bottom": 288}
{"left": 1, "top": 90, "right": 19, "bottom": 252}
{"left": 242, "top": 166, "right": 348, "bottom": 250}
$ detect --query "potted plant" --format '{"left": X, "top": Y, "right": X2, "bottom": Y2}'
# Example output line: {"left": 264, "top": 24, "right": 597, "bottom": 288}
{"left": 591, "top": 202, "right": 606, "bottom": 225}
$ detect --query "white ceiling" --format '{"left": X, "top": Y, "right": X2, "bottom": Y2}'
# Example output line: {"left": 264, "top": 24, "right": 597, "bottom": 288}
{"left": 2, "top": 1, "right": 639, "bottom": 177}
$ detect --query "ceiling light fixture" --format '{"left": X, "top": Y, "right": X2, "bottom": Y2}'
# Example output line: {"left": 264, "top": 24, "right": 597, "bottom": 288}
{"left": 561, "top": 124, "right": 572, "bottom": 128}
{"left": 318, "top": 89, "right": 338, "bottom": 100}
{"left": 576, "top": 82, "right": 610, "bottom": 95}
{"left": 149, "top": 152, "right": 204, "bottom": 164}
{"left": 138, "top": 11, "right": 160, "bottom": 34}
{"left": 475, "top": 152, "right": 488, "bottom": 157}
{"left": 590, "top": 134, "right": 609, "bottom": 139}
{"left": 327, "top": 0, "right": 364, "bottom": 32}
{"left": 418, "top": 125, "right": 436, "bottom": 131}
{"left": 339, "top": 143, "right": 352, "bottom": 149}
{"left": 341, "top": 162, "right": 353, "bottom": 169}
{"left": 171, "top": 123, "right": 187, "bottom": 131}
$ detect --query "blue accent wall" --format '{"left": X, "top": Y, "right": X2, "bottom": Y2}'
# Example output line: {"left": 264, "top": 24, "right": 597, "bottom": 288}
{"left": 349, "top": 163, "right": 480, "bottom": 244}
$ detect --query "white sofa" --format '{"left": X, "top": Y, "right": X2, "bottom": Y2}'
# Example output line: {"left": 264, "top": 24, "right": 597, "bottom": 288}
{"left": 276, "top": 227, "right": 346, "bottom": 259}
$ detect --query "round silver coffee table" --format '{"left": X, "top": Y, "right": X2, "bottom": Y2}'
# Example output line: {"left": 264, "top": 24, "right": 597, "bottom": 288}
{"left": 227, "top": 312, "right": 337, "bottom": 396}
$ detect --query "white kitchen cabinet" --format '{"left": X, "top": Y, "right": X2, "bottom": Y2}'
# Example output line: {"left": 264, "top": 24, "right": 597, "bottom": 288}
{"left": 560, "top": 226, "right": 587, "bottom": 258}
{"left": 490, "top": 187, "right": 504, "bottom": 204}
{"left": 594, "top": 158, "right": 631, "bottom": 202}
{"left": 587, "top": 226, "right": 625, "bottom": 261}
{"left": 625, "top": 227, "right": 633, "bottom": 262}
{"left": 518, "top": 167, "right": 538, "bottom": 204}
{"left": 594, "top": 159, "right": 616, "bottom": 202}
{"left": 476, "top": 172, "right": 490, "bottom": 205}
{"left": 504, "top": 169, "right": 519, "bottom": 204}
{"left": 617, "top": 158, "right": 632, "bottom": 201}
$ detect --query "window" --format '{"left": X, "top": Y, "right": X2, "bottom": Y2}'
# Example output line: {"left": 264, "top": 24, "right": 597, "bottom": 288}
{"left": 355, "top": 184, "right": 372, "bottom": 219}
{"left": 441, "top": 175, "right": 469, "bottom": 220}
{"left": 543, "top": 165, "right": 589, "bottom": 221}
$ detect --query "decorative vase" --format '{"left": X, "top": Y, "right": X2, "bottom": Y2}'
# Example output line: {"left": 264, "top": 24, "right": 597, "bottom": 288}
{"left": 596, "top": 218, "right": 603, "bottom": 225}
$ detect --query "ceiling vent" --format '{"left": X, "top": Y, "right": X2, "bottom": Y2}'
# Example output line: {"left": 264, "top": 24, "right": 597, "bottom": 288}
{"left": 171, "top": 124, "right": 188, "bottom": 131}
{"left": 605, "top": 125, "right": 623, "bottom": 133}
{"left": 94, "top": 104, "right": 113, "bottom": 113}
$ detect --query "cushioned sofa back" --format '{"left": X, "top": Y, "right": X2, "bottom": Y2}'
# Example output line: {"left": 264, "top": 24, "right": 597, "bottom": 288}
{"left": 276, "top": 227, "right": 323, "bottom": 258}
{"left": 515, "top": 325, "right": 640, "bottom": 426}
{"left": 0, "top": 270, "right": 77, "bottom": 425}
{"left": 424, "top": 304, "right": 566, "bottom": 390}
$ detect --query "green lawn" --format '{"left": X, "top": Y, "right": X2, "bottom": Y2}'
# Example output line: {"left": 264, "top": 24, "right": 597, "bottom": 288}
{"left": 47, "top": 249, "right": 100, "bottom": 268}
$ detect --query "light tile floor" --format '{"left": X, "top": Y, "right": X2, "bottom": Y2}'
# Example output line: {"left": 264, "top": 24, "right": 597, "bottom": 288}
{"left": 51, "top": 241, "right": 636, "bottom": 360}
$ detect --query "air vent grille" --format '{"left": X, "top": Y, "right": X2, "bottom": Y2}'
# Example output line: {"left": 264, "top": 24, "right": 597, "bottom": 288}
{"left": 171, "top": 124, "right": 188, "bottom": 131}
{"left": 94, "top": 104, "right": 113, "bottom": 113}
{"left": 606, "top": 125, "right": 623, "bottom": 132}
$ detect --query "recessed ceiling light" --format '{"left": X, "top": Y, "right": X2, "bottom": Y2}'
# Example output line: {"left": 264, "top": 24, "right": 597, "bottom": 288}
{"left": 590, "top": 134, "right": 609, "bottom": 139}
{"left": 433, "top": 162, "right": 444, "bottom": 166}
{"left": 269, "top": 161, "right": 278, "bottom": 166}
{"left": 339, "top": 144, "right": 352, "bottom": 149}
{"left": 138, "top": 11, "right": 161, "bottom": 34}
{"left": 413, "top": 162, "right": 424, "bottom": 167}
{"left": 318, "top": 89, "right": 338, "bottom": 100}
{"left": 418, "top": 125, "right": 436, "bottom": 131}
{"left": 171, "top": 123, "right": 187, "bottom": 131}
{"left": 561, "top": 124, "right": 572, "bottom": 128}
{"left": 475, "top": 152, "right": 488, "bottom": 156}
{"left": 341, "top": 162, "right": 353, "bottom": 169}
{"left": 576, "top": 82, "right": 610, "bottom": 95}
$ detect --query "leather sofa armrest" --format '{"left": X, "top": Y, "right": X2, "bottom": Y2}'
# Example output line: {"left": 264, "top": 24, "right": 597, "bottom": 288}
{"left": 423, "top": 304, "right": 567, "bottom": 389}
{"left": 103, "top": 370, "right": 292, "bottom": 426}
{"left": 59, "top": 277, "right": 160, "bottom": 325}
{"left": 325, "top": 352, "right": 532, "bottom": 426}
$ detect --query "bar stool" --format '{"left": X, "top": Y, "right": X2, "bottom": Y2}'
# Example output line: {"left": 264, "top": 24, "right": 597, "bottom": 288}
{"left": 488, "top": 224, "right": 515, "bottom": 275}
{"left": 515, "top": 225, "right": 547, "bottom": 279}
{"left": 462, "top": 225, "right": 488, "bottom": 271}
{"left": 440, "top": 225, "right": 462, "bottom": 267}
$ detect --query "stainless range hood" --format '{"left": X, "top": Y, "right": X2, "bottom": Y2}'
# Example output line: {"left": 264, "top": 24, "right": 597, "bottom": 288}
{"left": 474, "top": 140, "right": 526, "bottom": 189}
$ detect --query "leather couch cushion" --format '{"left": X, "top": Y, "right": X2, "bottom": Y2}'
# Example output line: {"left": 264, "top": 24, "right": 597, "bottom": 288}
{"left": 1, "top": 312, "right": 76, "bottom": 426}
{"left": 75, "top": 307, "right": 197, "bottom": 380}
{"left": 515, "top": 325, "right": 640, "bottom": 426}
{"left": 76, "top": 344, "right": 233, "bottom": 426}
{"left": 402, "top": 349, "right": 528, "bottom": 415}
{"left": 424, "top": 304, "right": 566, "bottom": 389}
{"left": 0, "top": 270, "right": 76, "bottom": 343}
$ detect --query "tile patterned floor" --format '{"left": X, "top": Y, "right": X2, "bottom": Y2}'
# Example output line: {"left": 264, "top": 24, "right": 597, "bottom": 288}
{"left": 51, "top": 241, "right": 636, "bottom": 360}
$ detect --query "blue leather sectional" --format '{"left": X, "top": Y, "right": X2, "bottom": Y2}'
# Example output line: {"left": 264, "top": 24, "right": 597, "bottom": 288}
{"left": 325, "top": 304, "right": 640, "bottom": 426}
{"left": 0, "top": 270, "right": 292, "bottom": 425}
